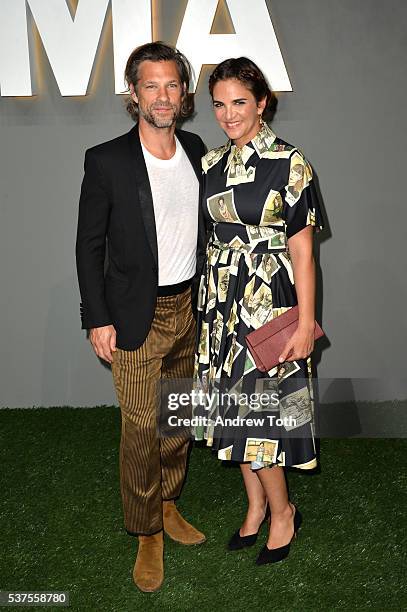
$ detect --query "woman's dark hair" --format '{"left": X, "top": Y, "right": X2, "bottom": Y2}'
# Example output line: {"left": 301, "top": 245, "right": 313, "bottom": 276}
{"left": 208, "top": 57, "right": 277, "bottom": 120}
{"left": 124, "top": 41, "right": 194, "bottom": 121}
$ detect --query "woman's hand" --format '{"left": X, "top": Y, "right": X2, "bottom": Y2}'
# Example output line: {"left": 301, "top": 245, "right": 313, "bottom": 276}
{"left": 278, "top": 323, "right": 315, "bottom": 363}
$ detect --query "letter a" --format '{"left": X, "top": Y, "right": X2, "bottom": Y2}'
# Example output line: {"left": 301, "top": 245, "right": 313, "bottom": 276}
{"left": 176, "top": 0, "right": 292, "bottom": 92}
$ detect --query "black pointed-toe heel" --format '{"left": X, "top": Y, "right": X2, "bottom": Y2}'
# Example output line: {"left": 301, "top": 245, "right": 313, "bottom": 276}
{"left": 228, "top": 530, "right": 258, "bottom": 551}
{"left": 255, "top": 507, "right": 302, "bottom": 565}
{"left": 228, "top": 506, "right": 270, "bottom": 551}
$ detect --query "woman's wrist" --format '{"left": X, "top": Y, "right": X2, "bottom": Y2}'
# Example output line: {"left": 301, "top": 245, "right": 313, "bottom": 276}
{"left": 297, "top": 318, "right": 315, "bottom": 332}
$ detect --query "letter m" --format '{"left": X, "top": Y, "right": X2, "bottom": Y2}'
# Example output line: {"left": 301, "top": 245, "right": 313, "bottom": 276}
{"left": 0, "top": 0, "right": 152, "bottom": 96}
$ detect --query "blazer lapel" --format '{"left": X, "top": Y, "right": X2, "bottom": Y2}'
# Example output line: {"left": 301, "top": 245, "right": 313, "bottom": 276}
{"left": 127, "top": 125, "right": 203, "bottom": 268}
{"left": 128, "top": 125, "right": 158, "bottom": 266}
{"left": 175, "top": 128, "right": 202, "bottom": 182}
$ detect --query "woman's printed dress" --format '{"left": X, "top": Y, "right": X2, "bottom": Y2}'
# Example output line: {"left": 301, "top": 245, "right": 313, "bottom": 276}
{"left": 194, "top": 121, "right": 324, "bottom": 470}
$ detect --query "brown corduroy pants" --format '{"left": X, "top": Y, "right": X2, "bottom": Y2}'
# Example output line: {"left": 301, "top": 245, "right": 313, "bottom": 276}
{"left": 111, "top": 287, "right": 195, "bottom": 535}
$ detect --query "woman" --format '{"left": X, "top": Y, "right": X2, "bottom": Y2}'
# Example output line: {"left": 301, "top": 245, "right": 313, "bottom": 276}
{"left": 194, "top": 57, "right": 324, "bottom": 565}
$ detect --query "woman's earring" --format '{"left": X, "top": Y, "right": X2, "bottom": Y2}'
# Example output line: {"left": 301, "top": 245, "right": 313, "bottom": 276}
{"left": 259, "top": 114, "right": 265, "bottom": 128}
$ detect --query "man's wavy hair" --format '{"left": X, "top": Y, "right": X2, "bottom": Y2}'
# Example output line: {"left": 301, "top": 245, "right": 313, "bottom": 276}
{"left": 124, "top": 41, "right": 194, "bottom": 122}
{"left": 208, "top": 57, "right": 277, "bottom": 121}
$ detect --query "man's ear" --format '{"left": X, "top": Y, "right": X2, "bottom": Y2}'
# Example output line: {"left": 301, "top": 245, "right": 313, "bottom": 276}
{"left": 130, "top": 83, "right": 138, "bottom": 104}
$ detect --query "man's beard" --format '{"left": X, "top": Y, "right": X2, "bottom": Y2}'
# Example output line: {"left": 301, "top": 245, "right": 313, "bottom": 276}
{"left": 138, "top": 102, "right": 179, "bottom": 128}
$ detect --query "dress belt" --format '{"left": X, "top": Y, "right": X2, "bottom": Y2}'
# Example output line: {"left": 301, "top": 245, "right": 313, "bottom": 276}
{"left": 209, "top": 239, "right": 288, "bottom": 254}
{"left": 157, "top": 277, "right": 193, "bottom": 297}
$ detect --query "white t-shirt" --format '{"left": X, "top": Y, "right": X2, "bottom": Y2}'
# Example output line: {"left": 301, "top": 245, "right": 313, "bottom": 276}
{"left": 141, "top": 137, "right": 199, "bottom": 286}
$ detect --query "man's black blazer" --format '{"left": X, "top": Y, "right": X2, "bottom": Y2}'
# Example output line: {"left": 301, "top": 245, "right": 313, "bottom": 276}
{"left": 75, "top": 124, "right": 207, "bottom": 350}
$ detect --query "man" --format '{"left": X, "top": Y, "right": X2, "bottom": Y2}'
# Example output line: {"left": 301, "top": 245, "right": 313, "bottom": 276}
{"left": 75, "top": 42, "right": 206, "bottom": 592}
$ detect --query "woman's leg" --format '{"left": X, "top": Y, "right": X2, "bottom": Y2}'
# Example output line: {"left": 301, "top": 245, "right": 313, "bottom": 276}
{"left": 256, "top": 465, "right": 295, "bottom": 549}
{"left": 239, "top": 463, "right": 268, "bottom": 536}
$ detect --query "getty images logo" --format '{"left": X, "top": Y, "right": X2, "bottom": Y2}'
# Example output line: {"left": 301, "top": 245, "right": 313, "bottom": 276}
{"left": 0, "top": 0, "right": 292, "bottom": 97}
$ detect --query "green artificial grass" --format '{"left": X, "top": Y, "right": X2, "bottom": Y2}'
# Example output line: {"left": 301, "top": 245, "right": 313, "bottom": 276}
{"left": 0, "top": 406, "right": 406, "bottom": 612}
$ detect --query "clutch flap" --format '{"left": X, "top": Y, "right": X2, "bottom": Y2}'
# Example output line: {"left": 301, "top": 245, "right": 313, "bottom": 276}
{"left": 246, "top": 306, "right": 299, "bottom": 348}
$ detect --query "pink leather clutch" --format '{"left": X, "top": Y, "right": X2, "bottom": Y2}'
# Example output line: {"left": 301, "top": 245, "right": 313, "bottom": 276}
{"left": 245, "top": 305, "right": 325, "bottom": 372}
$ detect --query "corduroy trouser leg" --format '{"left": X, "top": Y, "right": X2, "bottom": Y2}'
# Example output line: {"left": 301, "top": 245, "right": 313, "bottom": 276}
{"left": 111, "top": 287, "right": 195, "bottom": 535}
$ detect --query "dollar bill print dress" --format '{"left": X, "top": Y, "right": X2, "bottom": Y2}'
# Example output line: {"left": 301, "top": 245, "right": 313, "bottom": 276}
{"left": 194, "top": 121, "right": 324, "bottom": 470}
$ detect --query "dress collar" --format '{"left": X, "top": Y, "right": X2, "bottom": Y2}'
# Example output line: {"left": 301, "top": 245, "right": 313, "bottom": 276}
{"left": 246, "top": 121, "right": 277, "bottom": 157}
{"left": 202, "top": 122, "right": 277, "bottom": 176}
{"left": 225, "top": 120, "right": 277, "bottom": 159}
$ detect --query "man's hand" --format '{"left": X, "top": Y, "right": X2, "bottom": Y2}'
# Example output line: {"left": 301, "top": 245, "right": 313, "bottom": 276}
{"left": 89, "top": 325, "right": 117, "bottom": 364}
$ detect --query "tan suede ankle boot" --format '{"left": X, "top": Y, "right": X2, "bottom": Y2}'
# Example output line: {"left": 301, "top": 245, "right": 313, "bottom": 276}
{"left": 163, "top": 500, "right": 206, "bottom": 545}
{"left": 133, "top": 530, "right": 164, "bottom": 592}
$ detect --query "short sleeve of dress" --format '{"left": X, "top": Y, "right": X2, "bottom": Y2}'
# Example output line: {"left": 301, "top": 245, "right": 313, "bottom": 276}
{"left": 282, "top": 150, "right": 324, "bottom": 239}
